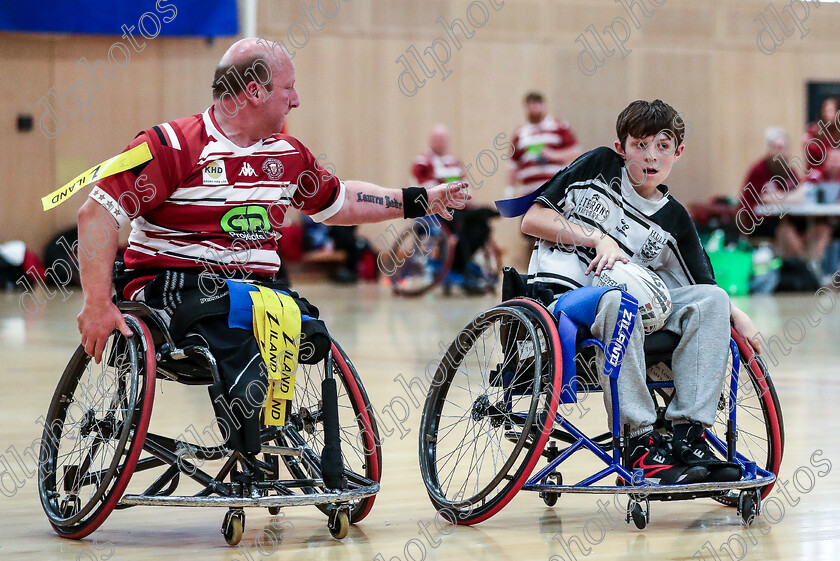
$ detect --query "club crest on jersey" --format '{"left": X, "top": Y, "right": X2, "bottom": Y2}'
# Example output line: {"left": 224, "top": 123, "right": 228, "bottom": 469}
{"left": 203, "top": 160, "right": 227, "bottom": 185}
{"left": 263, "top": 158, "right": 284, "bottom": 180}
{"left": 578, "top": 193, "right": 610, "bottom": 223}
{"left": 221, "top": 205, "right": 272, "bottom": 241}
{"left": 639, "top": 230, "right": 667, "bottom": 262}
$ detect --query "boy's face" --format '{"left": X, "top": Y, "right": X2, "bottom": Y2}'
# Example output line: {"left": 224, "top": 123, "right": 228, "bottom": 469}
{"left": 615, "top": 132, "right": 684, "bottom": 191}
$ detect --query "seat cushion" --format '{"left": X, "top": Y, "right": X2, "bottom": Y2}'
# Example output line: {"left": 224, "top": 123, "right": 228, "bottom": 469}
{"left": 644, "top": 330, "right": 681, "bottom": 366}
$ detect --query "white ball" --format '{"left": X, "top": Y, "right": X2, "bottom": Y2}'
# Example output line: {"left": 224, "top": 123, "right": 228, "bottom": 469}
{"left": 593, "top": 261, "right": 673, "bottom": 334}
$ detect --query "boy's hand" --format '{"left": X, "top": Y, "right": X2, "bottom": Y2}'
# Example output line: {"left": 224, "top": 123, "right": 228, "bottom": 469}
{"left": 587, "top": 236, "right": 629, "bottom": 276}
{"left": 731, "top": 305, "right": 761, "bottom": 354}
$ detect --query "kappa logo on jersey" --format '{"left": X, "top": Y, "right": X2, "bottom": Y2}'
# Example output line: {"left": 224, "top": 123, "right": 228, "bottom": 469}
{"left": 263, "top": 158, "right": 284, "bottom": 180}
{"left": 203, "top": 160, "right": 227, "bottom": 185}
{"left": 578, "top": 193, "right": 610, "bottom": 223}
{"left": 239, "top": 162, "right": 257, "bottom": 177}
{"left": 221, "top": 205, "right": 272, "bottom": 241}
{"left": 639, "top": 230, "right": 667, "bottom": 262}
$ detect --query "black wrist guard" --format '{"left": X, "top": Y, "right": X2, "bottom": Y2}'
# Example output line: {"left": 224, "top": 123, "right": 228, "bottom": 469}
{"left": 402, "top": 187, "right": 429, "bottom": 219}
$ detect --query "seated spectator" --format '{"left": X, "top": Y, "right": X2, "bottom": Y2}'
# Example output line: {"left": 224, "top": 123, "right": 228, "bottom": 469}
{"left": 804, "top": 97, "right": 840, "bottom": 174}
{"left": 740, "top": 127, "right": 831, "bottom": 278}
{"left": 300, "top": 215, "right": 362, "bottom": 284}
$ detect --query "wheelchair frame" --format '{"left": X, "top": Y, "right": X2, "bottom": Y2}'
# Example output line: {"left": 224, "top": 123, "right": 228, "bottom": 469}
{"left": 419, "top": 296, "right": 783, "bottom": 528}
{"left": 38, "top": 301, "right": 380, "bottom": 545}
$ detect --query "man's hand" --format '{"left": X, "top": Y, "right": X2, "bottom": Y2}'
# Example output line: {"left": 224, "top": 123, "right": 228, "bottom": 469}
{"left": 586, "top": 235, "right": 628, "bottom": 276}
{"left": 78, "top": 298, "right": 133, "bottom": 364}
{"left": 731, "top": 305, "right": 761, "bottom": 355}
{"left": 427, "top": 181, "right": 471, "bottom": 220}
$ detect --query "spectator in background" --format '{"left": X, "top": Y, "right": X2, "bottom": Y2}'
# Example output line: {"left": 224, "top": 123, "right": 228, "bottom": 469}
{"left": 804, "top": 97, "right": 840, "bottom": 175}
{"left": 508, "top": 92, "right": 581, "bottom": 198}
{"left": 413, "top": 125, "right": 498, "bottom": 294}
{"left": 740, "top": 127, "right": 831, "bottom": 272}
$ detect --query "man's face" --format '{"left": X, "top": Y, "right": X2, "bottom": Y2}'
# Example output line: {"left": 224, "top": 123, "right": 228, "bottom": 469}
{"left": 262, "top": 60, "right": 299, "bottom": 133}
{"left": 767, "top": 137, "right": 789, "bottom": 159}
{"left": 525, "top": 100, "right": 545, "bottom": 123}
{"left": 430, "top": 129, "right": 448, "bottom": 155}
{"left": 615, "top": 132, "right": 683, "bottom": 191}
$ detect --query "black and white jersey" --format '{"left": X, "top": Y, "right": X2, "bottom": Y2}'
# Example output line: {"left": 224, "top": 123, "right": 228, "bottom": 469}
{"left": 527, "top": 147, "right": 715, "bottom": 296}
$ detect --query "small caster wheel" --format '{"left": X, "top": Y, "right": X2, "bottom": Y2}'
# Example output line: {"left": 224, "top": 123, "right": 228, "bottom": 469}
{"left": 222, "top": 509, "right": 245, "bottom": 546}
{"left": 328, "top": 509, "right": 350, "bottom": 539}
{"left": 738, "top": 490, "right": 760, "bottom": 525}
{"left": 540, "top": 473, "right": 562, "bottom": 507}
{"left": 626, "top": 498, "right": 650, "bottom": 530}
{"left": 268, "top": 506, "right": 280, "bottom": 515}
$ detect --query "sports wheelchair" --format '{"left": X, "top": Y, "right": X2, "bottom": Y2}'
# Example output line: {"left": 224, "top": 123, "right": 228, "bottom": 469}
{"left": 387, "top": 214, "right": 502, "bottom": 297}
{"left": 38, "top": 300, "right": 381, "bottom": 545}
{"left": 418, "top": 269, "right": 783, "bottom": 528}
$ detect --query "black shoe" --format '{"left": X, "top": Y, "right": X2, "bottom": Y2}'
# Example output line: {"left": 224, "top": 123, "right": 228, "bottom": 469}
{"left": 628, "top": 430, "right": 708, "bottom": 485}
{"left": 672, "top": 422, "right": 742, "bottom": 482}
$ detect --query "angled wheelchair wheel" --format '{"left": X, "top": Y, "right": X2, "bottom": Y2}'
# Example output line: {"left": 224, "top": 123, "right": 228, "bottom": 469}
{"left": 709, "top": 328, "right": 784, "bottom": 505}
{"left": 38, "top": 315, "right": 156, "bottom": 539}
{"left": 419, "top": 298, "right": 562, "bottom": 524}
{"left": 389, "top": 219, "right": 456, "bottom": 297}
{"left": 278, "top": 340, "right": 381, "bottom": 523}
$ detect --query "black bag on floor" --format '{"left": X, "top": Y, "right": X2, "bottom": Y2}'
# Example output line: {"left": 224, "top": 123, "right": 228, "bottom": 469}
{"left": 775, "top": 258, "right": 820, "bottom": 293}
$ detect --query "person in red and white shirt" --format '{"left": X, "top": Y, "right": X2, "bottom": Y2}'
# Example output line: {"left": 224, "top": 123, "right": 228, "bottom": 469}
{"left": 508, "top": 92, "right": 582, "bottom": 197}
{"left": 412, "top": 124, "right": 467, "bottom": 186}
{"left": 76, "top": 38, "right": 469, "bottom": 461}
{"left": 412, "top": 125, "right": 498, "bottom": 293}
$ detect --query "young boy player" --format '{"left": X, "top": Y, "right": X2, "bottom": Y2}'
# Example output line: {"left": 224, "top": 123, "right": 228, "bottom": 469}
{"left": 519, "top": 99, "right": 761, "bottom": 484}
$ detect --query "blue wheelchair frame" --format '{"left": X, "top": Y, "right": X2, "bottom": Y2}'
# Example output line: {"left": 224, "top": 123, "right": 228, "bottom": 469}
{"left": 514, "top": 292, "right": 776, "bottom": 498}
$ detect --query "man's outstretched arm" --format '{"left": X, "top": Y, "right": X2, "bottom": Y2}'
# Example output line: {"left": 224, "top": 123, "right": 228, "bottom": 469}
{"left": 322, "top": 180, "right": 470, "bottom": 225}
{"left": 76, "top": 198, "right": 133, "bottom": 363}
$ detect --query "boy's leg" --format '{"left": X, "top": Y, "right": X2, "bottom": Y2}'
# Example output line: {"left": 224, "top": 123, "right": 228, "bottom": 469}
{"left": 589, "top": 290, "right": 656, "bottom": 437}
{"left": 661, "top": 284, "right": 731, "bottom": 426}
{"left": 590, "top": 290, "right": 706, "bottom": 484}
{"left": 663, "top": 284, "right": 740, "bottom": 481}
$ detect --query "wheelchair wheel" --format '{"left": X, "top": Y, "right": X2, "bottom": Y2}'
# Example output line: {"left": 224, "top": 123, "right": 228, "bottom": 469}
{"left": 419, "top": 298, "right": 562, "bottom": 524}
{"left": 279, "top": 340, "right": 381, "bottom": 523}
{"left": 38, "top": 315, "right": 156, "bottom": 539}
{"left": 709, "top": 328, "right": 784, "bottom": 505}
{"left": 389, "top": 219, "right": 456, "bottom": 297}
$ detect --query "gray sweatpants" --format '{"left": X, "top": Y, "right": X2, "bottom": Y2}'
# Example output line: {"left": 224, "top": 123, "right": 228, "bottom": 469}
{"left": 588, "top": 284, "right": 732, "bottom": 437}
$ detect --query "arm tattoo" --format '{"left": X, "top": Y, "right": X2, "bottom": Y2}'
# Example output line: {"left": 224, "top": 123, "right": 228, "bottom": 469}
{"left": 356, "top": 192, "right": 403, "bottom": 209}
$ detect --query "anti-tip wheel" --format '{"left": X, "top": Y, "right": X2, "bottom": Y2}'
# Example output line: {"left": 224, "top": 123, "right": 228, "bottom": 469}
{"left": 738, "top": 490, "right": 760, "bottom": 525}
{"left": 627, "top": 498, "right": 650, "bottom": 530}
{"left": 328, "top": 510, "right": 350, "bottom": 539}
{"left": 268, "top": 506, "right": 280, "bottom": 515}
{"left": 222, "top": 509, "right": 245, "bottom": 546}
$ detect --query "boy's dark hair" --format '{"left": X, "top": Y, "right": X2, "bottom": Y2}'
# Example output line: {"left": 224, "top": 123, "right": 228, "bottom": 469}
{"left": 616, "top": 99, "right": 685, "bottom": 149}
{"left": 524, "top": 91, "right": 544, "bottom": 104}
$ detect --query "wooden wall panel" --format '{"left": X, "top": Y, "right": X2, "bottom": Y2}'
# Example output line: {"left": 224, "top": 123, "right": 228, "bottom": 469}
{"left": 1, "top": 0, "right": 839, "bottom": 261}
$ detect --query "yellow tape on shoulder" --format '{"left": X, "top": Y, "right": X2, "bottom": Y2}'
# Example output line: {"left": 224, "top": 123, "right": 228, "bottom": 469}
{"left": 250, "top": 287, "right": 301, "bottom": 426}
{"left": 41, "top": 142, "right": 153, "bottom": 211}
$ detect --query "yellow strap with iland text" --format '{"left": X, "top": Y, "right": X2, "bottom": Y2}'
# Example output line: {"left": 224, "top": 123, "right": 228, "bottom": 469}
{"left": 250, "top": 286, "right": 301, "bottom": 426}
{"left": 41, "top": 142, "right": 153, "bottom": 211}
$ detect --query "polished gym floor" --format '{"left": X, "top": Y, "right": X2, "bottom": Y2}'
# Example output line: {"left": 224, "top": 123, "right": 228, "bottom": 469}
{"left": 1, "top": 282, "right": 838, "bottom": 561}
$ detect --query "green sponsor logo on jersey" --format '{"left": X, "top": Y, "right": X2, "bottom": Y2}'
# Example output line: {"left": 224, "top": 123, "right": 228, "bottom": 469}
{"left": 221, "top": 205, "right": 272, "bottom": 241}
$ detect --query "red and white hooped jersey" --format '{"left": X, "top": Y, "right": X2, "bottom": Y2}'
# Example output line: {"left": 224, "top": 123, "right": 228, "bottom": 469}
{"left": 411, "top": 151, "right": 465, "bottom": 185}
{"left": 90, "top": 107, "right": 345, "bottom": 285}
{"left": 511, "top": 115, "right": 578, "bottom": 189}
